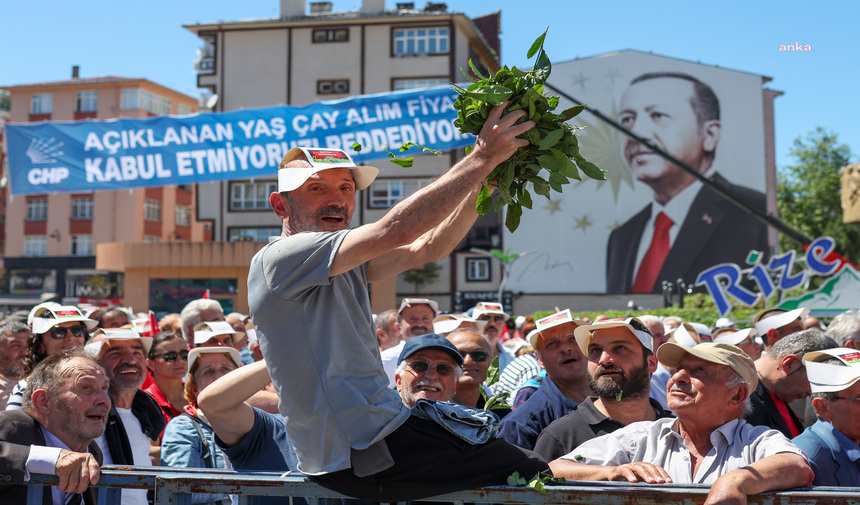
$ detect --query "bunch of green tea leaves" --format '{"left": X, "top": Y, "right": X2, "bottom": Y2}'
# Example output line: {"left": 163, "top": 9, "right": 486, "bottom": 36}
{"left": 481, "top": 356, "right": 510, "bottom": 412}
{"left": 452, "top": 29, "right": 605, "bottom": 232}
{"left": 507, "top": 471, "right": 566, "bottom": 494}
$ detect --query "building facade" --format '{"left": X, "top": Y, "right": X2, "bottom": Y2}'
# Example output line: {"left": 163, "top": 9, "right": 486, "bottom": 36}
{"left": 0, "top": 71, "right": 207, "bottom": 310}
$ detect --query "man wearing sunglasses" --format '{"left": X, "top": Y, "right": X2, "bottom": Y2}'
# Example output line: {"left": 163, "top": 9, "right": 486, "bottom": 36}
{"left": 745, "top": 330, "right": 836, "bottom": 439}
{"left": 794, "top": 348, "right": 860, "bottom": 486}
{"left": 394, "top": 334, "right": 462, "bottom": 408}
{"left": 249, "top": 105, "right": 548, "bottom": 502}
{"left": 445, "top": 330, "right": 494, "bottom": 409}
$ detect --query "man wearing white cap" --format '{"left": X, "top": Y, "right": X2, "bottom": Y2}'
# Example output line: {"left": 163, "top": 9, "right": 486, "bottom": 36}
{"left": 792, "top": 348, "right": 860, "bottom": 486}
{"left": 380, "top": 298, "right": 439, "bottom": 386}
{"left": 248, "top": 106, "right": 549, "bottom": 501}
{"left": 87, "top": 328, "right": 164, "bottom": 505}
{"left": 534, "top": 318, "right": 671, "bottom": 461}
{"left": 550, "top": 342, "right": 813, "bottom": 501}
{"left": 472, "top": 301, "right": 518, "bottom": 373}
{"left": 754, "top": 307, "right": 808, "bottom": 352}
{"left": 498, "top": 310, "right": 590, "bottom": 450}
{"left": 744, "top": 330, "right": 836, "bottom": 439}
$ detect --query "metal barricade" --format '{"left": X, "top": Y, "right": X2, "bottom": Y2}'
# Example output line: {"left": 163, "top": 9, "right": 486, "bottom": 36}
{"left": 25, "top": 466, "right": 860, "bottom": 505}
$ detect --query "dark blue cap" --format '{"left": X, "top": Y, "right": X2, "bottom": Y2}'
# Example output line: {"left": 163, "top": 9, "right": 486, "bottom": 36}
{"left": 398, "top": 333, "right": 464, "bottom": 366}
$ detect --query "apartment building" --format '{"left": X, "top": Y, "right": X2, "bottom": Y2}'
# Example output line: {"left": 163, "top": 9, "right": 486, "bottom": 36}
{"left": 0, "top": 69, "right": 206, "bottom": 309}
{"left": 184, "top": 0, "right": 506, "bottom": 312}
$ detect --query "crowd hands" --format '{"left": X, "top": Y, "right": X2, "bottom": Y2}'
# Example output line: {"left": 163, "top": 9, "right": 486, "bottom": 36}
{"left": 1, "top": 103, "right": 858, "bottom": 504}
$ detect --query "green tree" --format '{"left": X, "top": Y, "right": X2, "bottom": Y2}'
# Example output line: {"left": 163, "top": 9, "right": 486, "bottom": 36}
{"left": 401, "top": 262, "right": 442, "bottom": 294}
{"left": 778, "top": 127, "right": 858, "bottom": 263}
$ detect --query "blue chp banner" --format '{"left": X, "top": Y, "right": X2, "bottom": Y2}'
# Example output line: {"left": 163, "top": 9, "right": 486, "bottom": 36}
{"left": 4, "top": 86, "right": 473, "bottom": 195}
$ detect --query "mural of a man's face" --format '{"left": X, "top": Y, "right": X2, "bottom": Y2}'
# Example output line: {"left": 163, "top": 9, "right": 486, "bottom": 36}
{"left": 618, "top": 77, "right": 720, "bottom": 187}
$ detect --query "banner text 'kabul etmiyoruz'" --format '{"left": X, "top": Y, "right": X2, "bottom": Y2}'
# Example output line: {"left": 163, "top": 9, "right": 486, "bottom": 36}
{"left": 4, "top": 86, "right": 472, "bottom": 195}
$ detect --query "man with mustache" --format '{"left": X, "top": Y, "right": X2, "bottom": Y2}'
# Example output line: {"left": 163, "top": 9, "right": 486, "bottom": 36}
{"left": 534, "top": 317, "right": 671, "bottom": 461}
{"left": 86, "top": 328, "right": 165, "bottom": 505}
{"left": 550, "top": 342, "right": 813, "bottom": 503}
{"left": 472, "top": 302, "right": 518, "bottom": 374}
{"left": 498, "top": 310, "right": 591, "bottom": 450}
{"left": 0, "top": 351, "right": 108, "bottom": 505}
{"left": 394, "top": 334, "right": 462, "bottom": 408}
{"left": 381, "top": 298, "right": 439, "bottom": 386}
{"left": 605, "top": 72, "right": 767, "bottom": 294}
{"left": 248, "top": 106, "right": 548, "bottom": 502}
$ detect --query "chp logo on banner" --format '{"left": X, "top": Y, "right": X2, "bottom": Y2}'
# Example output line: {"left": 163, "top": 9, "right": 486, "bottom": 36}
{"left": 4, "top": 86, "right": 473, "bottom": 196}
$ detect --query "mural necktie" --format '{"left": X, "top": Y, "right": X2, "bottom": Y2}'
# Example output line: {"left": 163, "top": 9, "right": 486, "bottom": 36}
{"left": 633, "top": 211, "right": 673, "bottom": 292}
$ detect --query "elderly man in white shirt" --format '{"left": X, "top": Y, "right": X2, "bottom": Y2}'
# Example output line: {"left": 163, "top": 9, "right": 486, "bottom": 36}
{"left": 550, "top": 342, "right": 813, "bottom": 505}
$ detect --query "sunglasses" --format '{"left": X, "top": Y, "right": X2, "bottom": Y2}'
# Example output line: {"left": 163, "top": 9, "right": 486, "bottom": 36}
{"left": 406, "top": 359, "right": 457, "bottom": 377}
{"left": 459, "top": 350, "right": 489, "bottom": 363}
{"left": 47, "top": 325, "right": 88, "bottom": 340}
{"left": 478, "top": 315, "right": 506, "bottom": 323}
{"left": 152, "top": 350, "right": 190, "bottom": 363}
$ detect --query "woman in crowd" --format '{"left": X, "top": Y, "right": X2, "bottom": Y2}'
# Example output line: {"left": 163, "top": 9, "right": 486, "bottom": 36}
{"left": 6, "top": 304, "right": 97, "bottom": 409}
{"left": 145, "top": 332, "right": 190, "bottom": 427}
{"left": 161, "top": 346, "right": 242, "bottom": 505}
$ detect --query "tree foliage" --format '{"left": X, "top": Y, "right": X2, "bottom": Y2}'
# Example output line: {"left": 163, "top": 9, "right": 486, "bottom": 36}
{"left": 402, "top": 262, "right": 442, "bottom": 294}
{"left": 778, "top": 127, "right": 858, "bottom": 263}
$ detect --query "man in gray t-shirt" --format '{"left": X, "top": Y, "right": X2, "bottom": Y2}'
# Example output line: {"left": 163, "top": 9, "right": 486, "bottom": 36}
{"left": 248, "top": 104, "right": 547, "bottom": 503}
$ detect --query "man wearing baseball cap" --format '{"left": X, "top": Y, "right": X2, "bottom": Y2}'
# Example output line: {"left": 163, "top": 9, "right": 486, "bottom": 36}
{"left": 754, "top": 307, "right": 808, "bottom": 352}
{"left": 394, "top": 334, "right": 463, "bottom": 408}
{"left": 534, "top": 318, "right": 671, "bottom": 461}
{"left": 793, "top": 349, "right": 860, "bottom": 486}
{"left": 472, "top": 302, "right": 518, "bottom": 373}
{"left": 744, "top": 329, "right": 836, "bottom": 439}
{"left": 551, "top": 342, "right": 813, "bottom": 501}
{"left": 498, "top": 310, "right": 590, "bottom": 450}
{"left": 248, "top": 105, "right": 548, "bottom": 501}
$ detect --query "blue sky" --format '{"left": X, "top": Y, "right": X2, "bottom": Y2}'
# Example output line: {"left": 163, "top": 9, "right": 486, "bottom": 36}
{"left": 2, "top": 0, "right": 857, "bottom": 170}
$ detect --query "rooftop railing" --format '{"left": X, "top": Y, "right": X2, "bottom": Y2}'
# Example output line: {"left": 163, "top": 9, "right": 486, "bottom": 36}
{"left": 26, "top": 466, "right": 860, "bottom": 505}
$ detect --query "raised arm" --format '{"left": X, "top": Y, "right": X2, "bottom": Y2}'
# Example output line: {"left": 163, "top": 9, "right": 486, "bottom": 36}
{"left": 331, "top": 103, "right": 533, "bottom": 280}
{"left": 197, "top": 360, "right": 273, "bottom": 447}
{"left": 704, "top": 453, "right": 813, "bottom": 505}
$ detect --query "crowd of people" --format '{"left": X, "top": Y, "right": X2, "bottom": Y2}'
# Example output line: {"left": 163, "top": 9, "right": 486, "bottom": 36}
{"left": 2, "top": 102, "right": 859, "bottom": 505}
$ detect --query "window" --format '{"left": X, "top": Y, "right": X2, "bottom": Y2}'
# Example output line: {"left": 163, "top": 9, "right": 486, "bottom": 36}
{"left": 369, "top": 179, "right": 430, "bottom": 208}
{"left": 230, "top": 181, "right": 277, "bottom": 210}
{"left": 393, "top": 78, "right": 449, "bottom": 91}
{"left": 312, "top": 28, "right": 349, "bottom": 43}
{"left": 25, "top": 236, "right": 47, "bottom": 257}
{"left": 317, "top": 79, "right": 350, "bottom": 95}
{"left": 75, "top": 91, "right": 98, "bottom": 112}
{"left": 393, "top": 27, "right": 449, "bottom": 56}
{"left": 466, "top": 258, "right": 491, "bottom": 282}
{"left": 30, "top": 93, "right": 52, "bottom": 114}
{"left": 121, "top": 89, "right": 171, "bottom": 115}
{"left": 177, "top": 104, "right": 193, "bottom": 115}
{"left": 175, "top": 205, "right": 190, "bottom": 226}
{"left": 143, "top": 235, "right": 161, "bottom": 243}
{"left": 71, "top": 197, "right": 93, "bottom": 219}
{"left": 26, "top": 199, "right": 47, "bottom": 220}
{"left": 229, "top": 228, "right": 280, "bottom": 242}
{"left": 144, "top": 200, "right": 161, "bottom": 222}
{"left": 70, "top": 235, "right": 92, "bottom": 256}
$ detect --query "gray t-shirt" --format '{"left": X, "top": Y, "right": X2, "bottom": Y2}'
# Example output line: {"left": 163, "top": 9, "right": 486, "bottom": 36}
{"left": 248, "top": 231, "right": 410, "bottom": 475}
